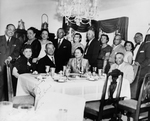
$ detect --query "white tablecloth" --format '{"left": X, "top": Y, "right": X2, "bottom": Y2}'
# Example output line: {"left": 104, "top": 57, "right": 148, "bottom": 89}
{"left": 16, "top": 74, "right": 106, "bottom": 102}
{"left": 16, "top": 73, "right": 131, "bottom": 103}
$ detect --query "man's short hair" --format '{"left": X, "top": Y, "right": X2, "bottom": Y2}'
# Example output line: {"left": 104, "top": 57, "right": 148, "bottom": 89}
{"left": 115, "top": 52, "right": 124, "bottom": 57}
{"left": 45, "top": 42, "right": 55, "bottom": 49}
{"left": 135, "top": 32, "right": 143, "bottom": 37}
{"left": 6, "top": 24, "right": 16, "bottom": 30}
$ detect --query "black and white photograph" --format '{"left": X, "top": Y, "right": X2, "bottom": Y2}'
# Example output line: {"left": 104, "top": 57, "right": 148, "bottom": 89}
{"left": 0, "top": 0, "right": 150, "bottom": 121}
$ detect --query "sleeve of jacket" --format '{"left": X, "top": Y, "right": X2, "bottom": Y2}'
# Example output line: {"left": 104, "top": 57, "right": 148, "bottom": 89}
{"left": 32, "top": 40, "right": 41, "bottom": 58}
{"left": 65, "top": 41, "right": 72, "bottom": 65}
{"left": 140, "top": 43, "right": 150, "bottom": 68}
{"left": 10, "top": 38, "right": 22, "bottom": 60}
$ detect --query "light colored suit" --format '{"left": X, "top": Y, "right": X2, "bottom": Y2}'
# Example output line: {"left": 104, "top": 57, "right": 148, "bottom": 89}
{"left": 109, "top": 44, "right": 125, "bottom": 65}
{"left": 109, "top": 62, "right": 134, "bottom": 83}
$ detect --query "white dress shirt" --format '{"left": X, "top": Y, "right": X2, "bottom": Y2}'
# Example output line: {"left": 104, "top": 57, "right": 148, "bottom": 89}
{"left": 133, "top": 42, "right": 142, "bottom": 61}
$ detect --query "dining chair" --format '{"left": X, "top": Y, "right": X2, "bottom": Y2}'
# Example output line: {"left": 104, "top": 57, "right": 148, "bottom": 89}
{"left": 118, "top": 73, "right": 150, "bottom": 121}
{"left": 130, "top": 64, "right": 141, "bottom": 99}
{"left": 6, "top": 63, "right": 35, "bottom": 108}
{"left": 84, "top": 69, "right": 124, "bottom": 121}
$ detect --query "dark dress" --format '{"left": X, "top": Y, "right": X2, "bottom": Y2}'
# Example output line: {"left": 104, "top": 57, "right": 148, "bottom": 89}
{"left": 23, "top": 39, "right": 41, "bottom": 58}
{"left": 12, "top": 56, "right": 35, "bottom": 95}
{"left": 97, "top": 45, "right": 112, "bottom": 71}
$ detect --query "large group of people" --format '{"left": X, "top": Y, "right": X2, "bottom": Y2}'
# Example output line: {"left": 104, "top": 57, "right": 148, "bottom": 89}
{"left": 0, "top": 23, "right": 150, "bottom": 101}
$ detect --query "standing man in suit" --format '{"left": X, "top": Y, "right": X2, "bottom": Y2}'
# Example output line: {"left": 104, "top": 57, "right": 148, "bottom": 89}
{"left": 54, "top": 28, "right": 71, "bottom": 73}
{"left": 37, "top": 43, "right": 56, "bottom": 73}
{"left": 133, "top": 32, "right": 150, "bottom": 98}
{"left": 109, "top": 34, "right": 126, "bottom": 65}
{"left": 84, "top": 29, "right": 101, "bottom": 71}
{"left": 0, "top": 24, "right": 22, "bottom": 101}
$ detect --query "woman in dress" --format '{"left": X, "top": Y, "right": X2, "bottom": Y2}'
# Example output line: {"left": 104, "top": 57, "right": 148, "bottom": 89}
{"left": 97, "top": 34, "right": 112, "bottom": 74}
{"left": 12, "top": 45, "right": 35, "bottom": 94}
{"left": 23, "top": 27, "right": 41, "bottom": 63}
{"left": 67, "top": 47, "right": 89, "bottom": 74}
{"left": 124, "top": 41, "right": 134, "bottom": 64}
{"left": 38, "top": 29, "right": 52, "bottom": 59}
{"left": 71, "top": 33, "right": 84, "bottom": 56}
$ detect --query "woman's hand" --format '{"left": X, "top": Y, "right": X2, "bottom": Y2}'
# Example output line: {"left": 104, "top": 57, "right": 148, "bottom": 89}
{"left": 32, "top": 58, "right": 38, "bottom": 63}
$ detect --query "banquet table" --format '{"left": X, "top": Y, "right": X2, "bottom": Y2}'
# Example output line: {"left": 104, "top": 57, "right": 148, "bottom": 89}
{"left": 16, "top": 73, "right": 131, "bottom": 103}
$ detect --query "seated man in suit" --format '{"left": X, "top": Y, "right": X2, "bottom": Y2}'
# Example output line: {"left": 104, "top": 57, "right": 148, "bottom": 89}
{"left": 109, "top": 52, "right": 134, "bottom": 83}
{"left": 37, "top": 43, "right": 56, "bottom": 73}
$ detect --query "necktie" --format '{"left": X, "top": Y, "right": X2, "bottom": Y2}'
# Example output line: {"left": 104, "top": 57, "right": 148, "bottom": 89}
{"left": 58, "top": 39, "right": 61, "bottom": 48}
{"left": 84, "top": 41, "right": 89, "bottom": 54}
{"left": 7, "top": 37, "right": 10, "bottom": 46}
{"left": 51, "top": 56, "right": 55, "bottom": 64}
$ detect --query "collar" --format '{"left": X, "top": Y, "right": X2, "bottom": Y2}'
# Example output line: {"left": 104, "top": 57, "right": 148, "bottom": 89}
{"left": 47, "top": 55, "right": 54, "bottom": 59}
{"left": 5, "top": 35, "right": 11, "bottom": 41}
{"left": 87, "top": 38, "right": 94, "bottom": 46}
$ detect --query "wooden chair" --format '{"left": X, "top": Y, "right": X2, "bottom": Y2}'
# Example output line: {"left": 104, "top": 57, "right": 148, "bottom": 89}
{"left": 84, "top": 69, "right": 124, "bottom": 121}
{"left": 6, "top": 63, "right": 34, "bottom": 108}
{"left": 118, "top": 73, "right": 150, "bottom": 121}
{"left": 130, "top": 64, "right": 141, "bottom": 99}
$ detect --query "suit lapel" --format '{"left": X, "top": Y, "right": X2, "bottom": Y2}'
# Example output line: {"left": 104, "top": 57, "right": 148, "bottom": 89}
{"left": 136, "top": 42, "right": 144, "bottom": 59}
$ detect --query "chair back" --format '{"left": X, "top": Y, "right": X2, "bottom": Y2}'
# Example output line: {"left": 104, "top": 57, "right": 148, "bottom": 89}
{"left": 131, "top": 64, "right": 141, "bottom": 99}
{"left": 98, "top": 69, "right": 123, "bottom": 120}
{"left": 135, "top": 73, "right": 150, "bottom": 121}
{"left": 6, "top": 63, "right": 14, "bottom": 102}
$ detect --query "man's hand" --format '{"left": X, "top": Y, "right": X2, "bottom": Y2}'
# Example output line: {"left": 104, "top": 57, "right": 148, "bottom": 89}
{"left": 5, "top": 56, "right": 12, "bottom": 65}
{"left": 134, "top": 61, "right": 140, "bottom": 66}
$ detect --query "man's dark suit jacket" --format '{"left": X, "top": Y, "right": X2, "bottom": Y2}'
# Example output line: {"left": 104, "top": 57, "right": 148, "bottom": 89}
{"left": 135, "top": 41, "right": 150, "bottom": 78}
{"left": 54, "top": 38, "right": 71, "bottom": 73}
{"left": 37, "top": 55, "right": 55, "bottom": 73}
{"left": 0, "top": 35, "right": 22, "bottom": 100}
{"left": 132, "top": 41, "right": 150, "bottom": 99}
{"left": 84, "top": 38, "right": 101, "bottom": 68}
{"left": 0, "top": 35, "right": 21, "bottom": 70}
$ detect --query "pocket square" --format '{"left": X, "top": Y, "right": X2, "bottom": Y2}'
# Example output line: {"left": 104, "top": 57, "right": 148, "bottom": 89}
{"left": 140, "top": 50, "right": 144, "bottom": 53}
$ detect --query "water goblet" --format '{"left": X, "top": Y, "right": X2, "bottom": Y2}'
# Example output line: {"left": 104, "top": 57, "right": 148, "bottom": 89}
{"left": 45, "top": 65, "right": 50, "bottom": 76}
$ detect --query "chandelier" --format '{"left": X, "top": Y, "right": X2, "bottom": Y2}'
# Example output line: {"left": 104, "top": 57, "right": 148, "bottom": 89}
{"left": 57, "top": 0, "right": 98, "bottom": 26}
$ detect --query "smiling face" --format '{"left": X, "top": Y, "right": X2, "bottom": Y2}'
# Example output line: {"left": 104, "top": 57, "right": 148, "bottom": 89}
{"left": 125, "top": 43, "right": 132, "bottom": 51}
{"left": 114, "top": 35, "right": 121, "bottom": 46}
{"left": 86, "top": 30, "right": 95, "bottom": 41}
{"left": 45, "top": 43, "right": 55, "bottom": 56}
{"left": 134, "top": 33, "right": 143, "bottom": 44}
{"left": 101, "top": 36, "right": 108, "bottom": 44}
{"left": 5, "top": 25, "right": 15, "bottom": 37}
{"left": 57, "top": 28, "right": 65, "bottom": 39}
{"left": 115, "top": 53, "right": 124, "bottom": 65}
{"left": 41, "top": 30, "right": 49, "bottom": 40}
{"left": 74, "top": 49, "right": 83, "bottom": 59}
{"left": 74, "top": 34, "right": 81, "bottom": 43}
{"left": 27, "top": 30, "right": 36, "bottom": 40}
{"left": 23, "top": 48, "right": 32, "bottom": 59}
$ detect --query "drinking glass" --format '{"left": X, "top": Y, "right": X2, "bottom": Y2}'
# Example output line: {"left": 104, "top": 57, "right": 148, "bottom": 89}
{"left": 63, "top": 66, "right": 66, "bottom": 76}
{"left": 45, "top": 66, "right": 50, "bottom": 76}
{"left": 50, "top": 67, "right": 55, "bottom": 77}
{"left": 92, "top": 67, "right": 97, "bottom": 76}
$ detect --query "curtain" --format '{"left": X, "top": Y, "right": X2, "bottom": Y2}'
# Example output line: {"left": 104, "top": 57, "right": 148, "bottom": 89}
{"left": 62, "top": 17, "right": 129, "bottom": 41}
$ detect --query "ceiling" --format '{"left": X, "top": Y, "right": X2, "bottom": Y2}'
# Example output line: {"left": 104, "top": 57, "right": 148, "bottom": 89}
{"left": 51, "top": 0, "right": 148, "bottom": 11}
